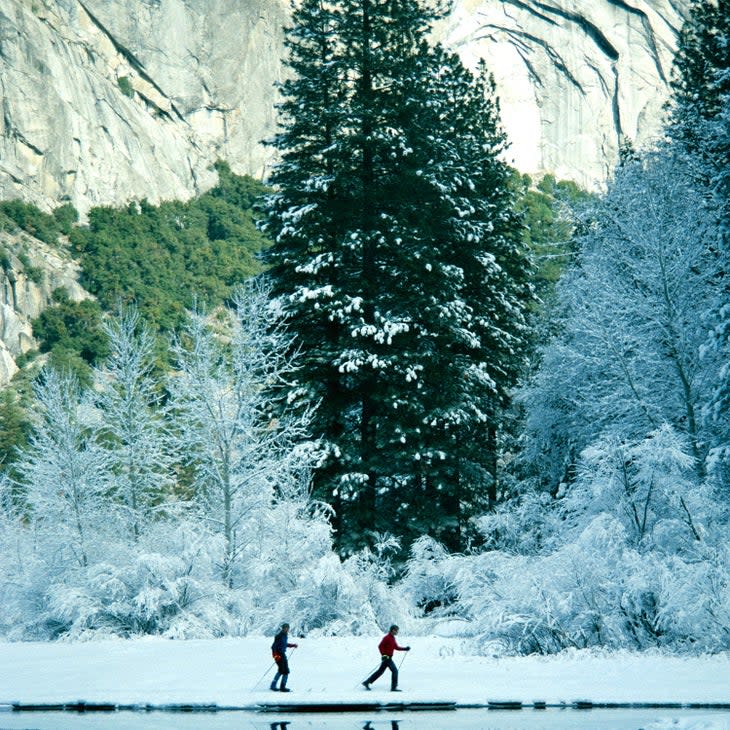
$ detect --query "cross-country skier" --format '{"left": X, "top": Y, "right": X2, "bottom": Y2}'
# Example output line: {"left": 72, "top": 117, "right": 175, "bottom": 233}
{"left": 362, "top": 625, "right": 410, "bottom": 692}
{"left": 270, "top": 623, "right": 298, "bottom": 692}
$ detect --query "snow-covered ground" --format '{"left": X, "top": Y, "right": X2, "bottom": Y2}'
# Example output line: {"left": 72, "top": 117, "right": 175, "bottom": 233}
{"left": 1, "top": 636, "right": 730, "bottom": 728}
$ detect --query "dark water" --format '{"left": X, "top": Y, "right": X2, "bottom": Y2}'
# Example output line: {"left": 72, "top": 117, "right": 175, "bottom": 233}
{"left": 0, "top": 708, "right": 728, "bottom": 730}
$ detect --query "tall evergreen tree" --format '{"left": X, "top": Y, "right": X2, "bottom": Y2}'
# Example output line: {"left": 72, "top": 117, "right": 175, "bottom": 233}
{"left": 263, "top": 0, "right": 533, "bottom": 552}
{"left": 702, "top": 98, "right": 730, "bottom": 486}
{"left": 668, "top": 0, "right": 730, "bottom": 149}
{"left": 668, "top": 0, "right": 730, "bottom": 487}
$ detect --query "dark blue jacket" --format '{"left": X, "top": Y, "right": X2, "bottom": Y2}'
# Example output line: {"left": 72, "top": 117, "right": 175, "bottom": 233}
{"left": 272, "top": 631, "right": 289, "bottom": 658}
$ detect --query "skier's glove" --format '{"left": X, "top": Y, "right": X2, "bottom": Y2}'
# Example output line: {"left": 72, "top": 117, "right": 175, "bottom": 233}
{"left": 405, "top": 646, "right": 411, "bottom": 651}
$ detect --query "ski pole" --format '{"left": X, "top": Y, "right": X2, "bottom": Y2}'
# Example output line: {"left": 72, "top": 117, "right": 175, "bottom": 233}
{"left": 357, "top": 661, "right": 383, "bottom": 688}
{"left": 397, "top": 649, "right": 409, "bottom": 670}
{"left": 251, "top": 661, "right": 276, "bottom": 690}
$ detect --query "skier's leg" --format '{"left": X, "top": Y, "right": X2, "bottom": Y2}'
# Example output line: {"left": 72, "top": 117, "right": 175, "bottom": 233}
{"left": 387, "top": 658, "right": 398, "bottom": 690}
{"left": 366, "top": 658, "right": 389, "bottom": 685}
{"left": 279, "top": 657, "right": 290, "bottom": 691}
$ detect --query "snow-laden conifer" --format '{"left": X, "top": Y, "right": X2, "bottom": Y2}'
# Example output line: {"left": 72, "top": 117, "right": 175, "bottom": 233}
{"left": 668, "top": 0, "right": 730, "bottom": 148}
{"left": 264, "top": 0, "right": 533, "bottom": 552}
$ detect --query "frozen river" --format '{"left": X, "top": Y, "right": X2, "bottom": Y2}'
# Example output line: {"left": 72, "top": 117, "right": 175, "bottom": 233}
{"left": 1, "top": 708, "right": 729, "bottom": 730}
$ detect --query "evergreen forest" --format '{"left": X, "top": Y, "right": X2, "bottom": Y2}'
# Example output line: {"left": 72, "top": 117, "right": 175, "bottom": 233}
{"left": 0, "top": 0, "right": 727, "bottom": 652}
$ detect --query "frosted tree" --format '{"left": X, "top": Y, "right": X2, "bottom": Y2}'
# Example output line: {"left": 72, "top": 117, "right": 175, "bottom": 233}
{"left": 93, "top": 306, "right": 175, "bottom": 541}
{"left": 522, "top": 148, "right": 723, "bottom": 487}
{"left": 438, "top": 143, "right": 730, "bottom": 654}
{"left": 263, "top": 0, "right": 533, "bottom": 552}
{"left": 12, "top": 368, "right": 114, "bottom": 569}
{"left": 168, "top": 279, "right": 313, "bottom": 588}
{"left": 564, "top": 425, "right": 706, "bottom": 550}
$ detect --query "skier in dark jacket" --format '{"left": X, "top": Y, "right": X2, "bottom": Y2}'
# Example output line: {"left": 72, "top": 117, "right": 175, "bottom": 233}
{"left": 270, "top": 622, "right": 298, "bottom": 692}
{"left": 362, "top": 625, "right": 410, "bottom": 692}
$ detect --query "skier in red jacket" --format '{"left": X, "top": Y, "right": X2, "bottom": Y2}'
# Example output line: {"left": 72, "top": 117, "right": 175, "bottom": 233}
{"left": 362, "top": 625, "right": 410, "bottom": 692}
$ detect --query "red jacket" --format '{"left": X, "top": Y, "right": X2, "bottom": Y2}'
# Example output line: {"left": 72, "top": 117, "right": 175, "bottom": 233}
{"left": 378, "top": 633, "right": 405, "bottom": 657}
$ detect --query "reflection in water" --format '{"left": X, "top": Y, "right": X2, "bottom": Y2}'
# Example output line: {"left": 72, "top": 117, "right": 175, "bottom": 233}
{"left": 1, "top": 709, "right": 730, "bottom": 730}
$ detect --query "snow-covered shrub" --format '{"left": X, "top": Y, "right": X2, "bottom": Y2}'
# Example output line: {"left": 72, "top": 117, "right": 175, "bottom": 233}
{"left": 402, "top": 423, "right": 730, "bottom": 655}
{"left": 0, "top": 292, "right": 402, "bottom": 641}
{"left": 658, "top": 545, "right": 730, "bottom": 652}
{"left": 263, "top": 532, "right": 411, "bottom": 637}
{"left": 277, "top": 553, "right": 372, "bottom": 635}
{"left": 564, "top": 426, "right": 704, "bottom": 551}
{"left": 475, "top": 488, "right": 563, "bottom": 555}
{"left": 340, "top": 534, "right": 412, "bottom": 633}
{"left": 0, "top": 512, "right": 54, "bottom": 640}
{"left": 401, "top": 536, "right": 460, "bottom": 618}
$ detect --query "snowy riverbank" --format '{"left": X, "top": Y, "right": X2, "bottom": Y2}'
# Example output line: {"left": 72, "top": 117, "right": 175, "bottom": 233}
{"left": 2, "top": 635, "right": 729, "bottom": 708}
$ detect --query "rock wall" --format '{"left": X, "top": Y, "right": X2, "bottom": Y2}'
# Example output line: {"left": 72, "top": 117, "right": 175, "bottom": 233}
{"left": 0, "top": 0, "right": 688, "bottom": 207}
{"left": 0, "top": 0, "right": 288, "bottom": 214}
{"left": 0, "top": 230, "right": 90, "bottom": 384}
{"left": 441, "top": 0, "right": 688, "bottom": 187}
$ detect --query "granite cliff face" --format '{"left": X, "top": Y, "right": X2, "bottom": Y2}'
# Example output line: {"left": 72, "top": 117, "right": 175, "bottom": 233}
{"left": 0, "top": 0, "right": 288, "bottom": 215}
{"left": 441, "top": 0, "right": 687, "bottom": 185}
{"left": 0, "top": 229, "right": 90, "bottom": 384}
{"left": 0, "top": 0, "right": 687, "bottom": 213}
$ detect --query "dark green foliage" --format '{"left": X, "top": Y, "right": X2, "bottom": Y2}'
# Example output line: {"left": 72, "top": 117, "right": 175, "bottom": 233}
{"left": 52, "top": 204, "right": 79, "bottom": 236}
{"left": 0, "top": 200, "right": 77, "bottom": 245}
{"left": 264, "top": 0, "right": 534, "bottom": 553}
{"left": 32, "top": 289, "right": 109, "bottom": 376}
{"left": 0, "top": 389, "right": 31, "bottom": 474}
{"left": 208, "top": 161, "right": 267, "bottom": 210}
{"left": 16, "top": 252, "right": 44, "bottom": 284}
{"left": 513, "top": 173, "right": 592, "bottom": 311}
{"left": 117, "top": 76, "right": 134, "bottom": 98}
{"left": 669, "top": 0, "right": 730, "bottom": 145}
{"left": 45, "top": 349, "right": 98, "bottom": 389}
{"left": 69, "top": 164, "right": 270, "bottom": 333}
